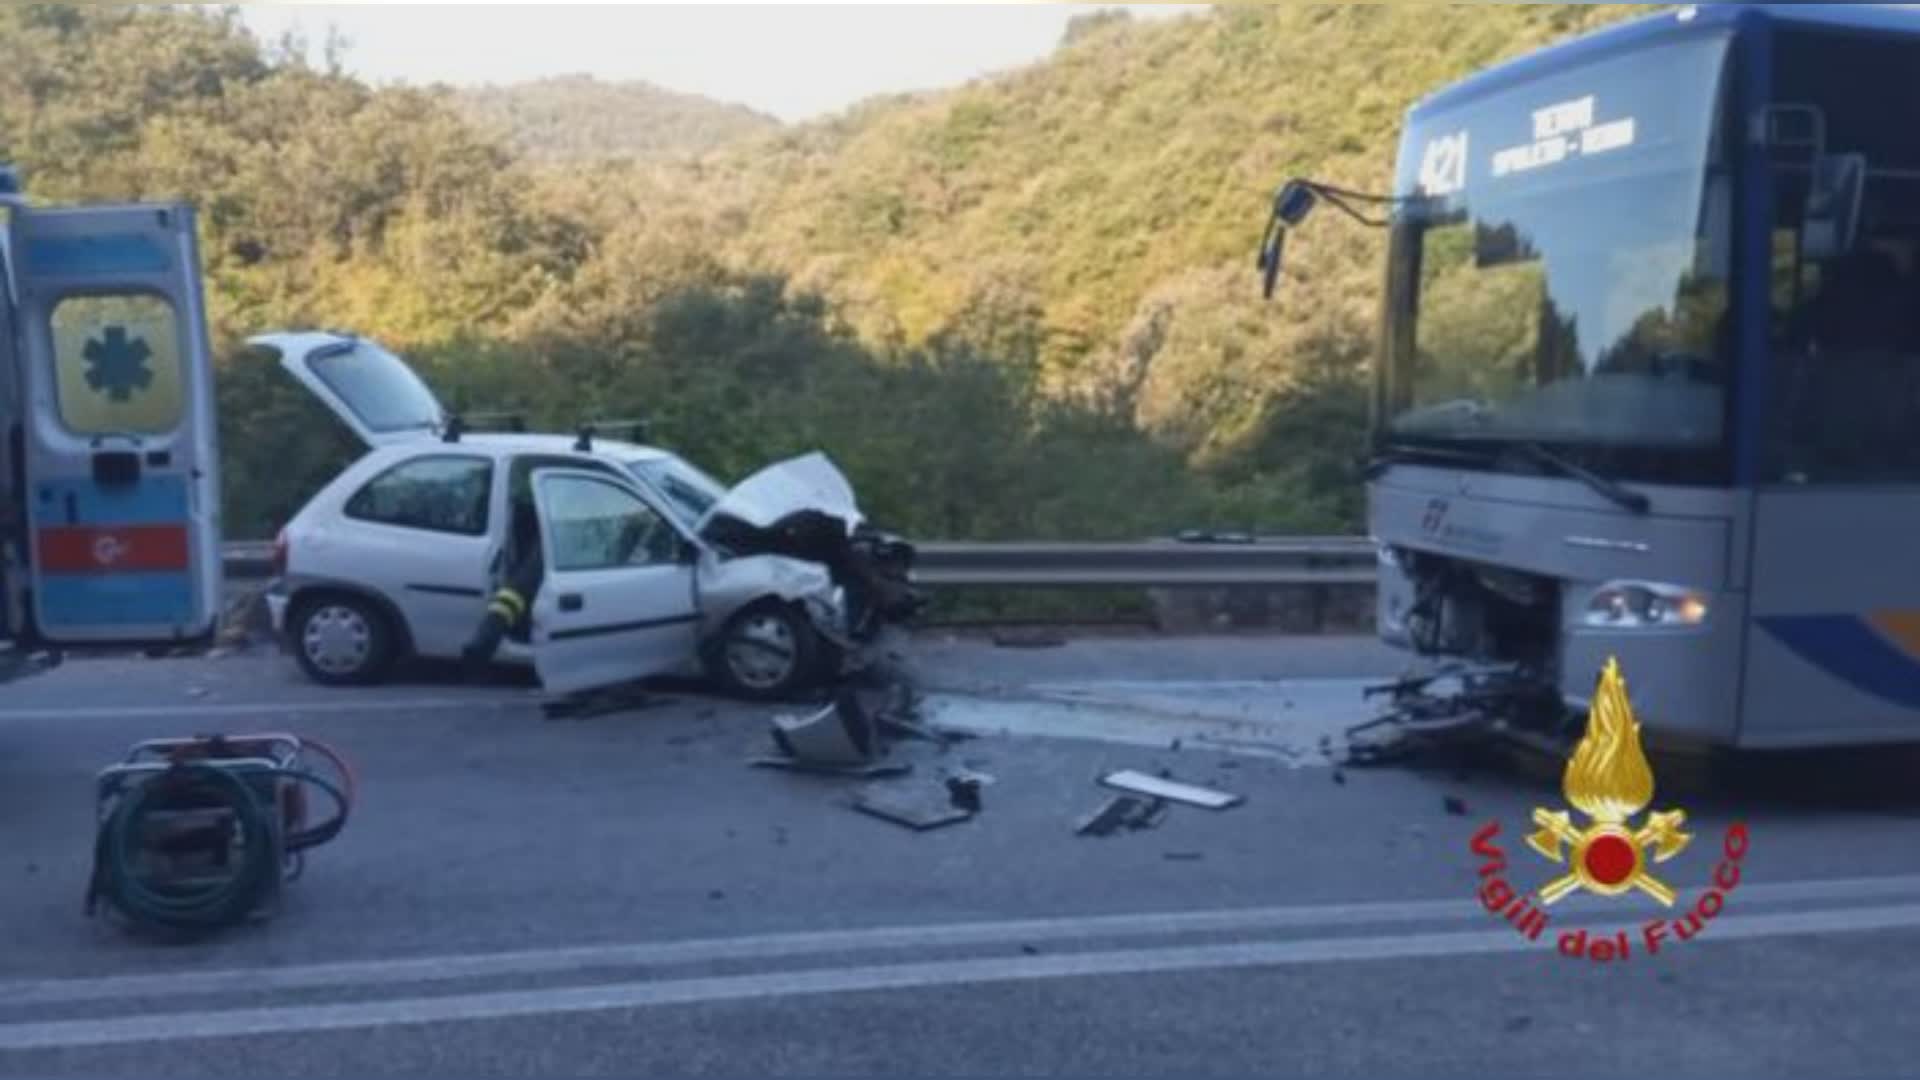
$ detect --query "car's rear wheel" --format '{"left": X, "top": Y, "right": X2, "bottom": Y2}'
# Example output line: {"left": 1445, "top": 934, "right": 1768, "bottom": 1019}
{"left": 290, "top": 593, "right": 398, "bottom": 686}
{"left": 705, "top": 601, "right": 820, "bottom": 701}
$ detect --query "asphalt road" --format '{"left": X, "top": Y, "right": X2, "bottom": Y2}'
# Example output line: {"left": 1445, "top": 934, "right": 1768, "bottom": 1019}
{"left": 1, "top": 634, "right": 1917, "bottom": 1077}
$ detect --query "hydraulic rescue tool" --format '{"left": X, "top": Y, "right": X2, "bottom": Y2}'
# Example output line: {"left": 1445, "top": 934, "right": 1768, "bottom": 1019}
{"left": 85, "top": 733, "right": 355, "bottom": 936}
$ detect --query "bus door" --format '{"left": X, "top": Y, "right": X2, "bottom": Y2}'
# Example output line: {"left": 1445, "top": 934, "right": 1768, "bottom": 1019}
{"left": 10, "top": 202, "right": 221, "bottom": 647}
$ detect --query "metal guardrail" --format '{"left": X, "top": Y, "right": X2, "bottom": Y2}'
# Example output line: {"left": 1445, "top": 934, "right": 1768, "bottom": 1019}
{"left": 220, "top": 537, "right": 1380, "bottom": 589}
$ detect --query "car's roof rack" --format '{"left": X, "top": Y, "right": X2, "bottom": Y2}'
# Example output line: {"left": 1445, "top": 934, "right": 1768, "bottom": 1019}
{"left": 573, "top": 417, "right": 648, "bottom": 452}
{"left": 442, "top": 411, "right": 528, "bottom": 443}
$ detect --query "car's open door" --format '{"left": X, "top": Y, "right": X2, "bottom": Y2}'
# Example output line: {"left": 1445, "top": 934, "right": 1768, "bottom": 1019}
{"left": 11, "top": 201, "right": 221, "bottom": 647}
{"left": 527, "top": 468, "right": 701, "bottom": 695}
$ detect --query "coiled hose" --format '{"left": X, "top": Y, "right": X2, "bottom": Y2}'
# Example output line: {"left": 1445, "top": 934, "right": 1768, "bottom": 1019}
{"left": 87, "top": 738, "right": 353, "bottom": 935}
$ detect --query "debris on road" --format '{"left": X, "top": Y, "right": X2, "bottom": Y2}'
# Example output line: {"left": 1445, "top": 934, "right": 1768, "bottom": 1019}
{"left": 945, "top": 774, "right": 984, "bottom": 813}
{"left": 1443, "top": 795, "right": 1469, "bottom": 816}
{"left": 1162, "top": 851, "right": 1204, "bottom": 862}
{"left": 1076, "top": 795, "right": 1143, "bottom": 836}
{"left": 852, "top": 787, "right": 976, "bottom": 831}
{"left": 1339, "top": 665, "right": 1565, "bottom": 767}
{"left": 1100, "top": 769, "right": 1242, "bottom": 810}
{"left": 944, "top": 766, "right": 996, "bottom": 789}
{"left": 1075, "top": 794, "right": 1169, "bottom": 836}
{"left": 751, "top": 688, "right": 942, "bottom": 779}
{"left": 770, "top": 692, "right": 878, "bottom": 766}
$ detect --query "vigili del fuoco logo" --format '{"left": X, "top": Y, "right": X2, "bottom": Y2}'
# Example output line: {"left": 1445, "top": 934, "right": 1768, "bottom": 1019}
{"left": 1469, "top": 657, "right": 1750, "bottom": 962}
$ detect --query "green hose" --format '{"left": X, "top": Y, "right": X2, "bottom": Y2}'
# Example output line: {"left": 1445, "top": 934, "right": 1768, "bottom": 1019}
{"left": 91, "top": 764, "right": 282, "bottom": 934}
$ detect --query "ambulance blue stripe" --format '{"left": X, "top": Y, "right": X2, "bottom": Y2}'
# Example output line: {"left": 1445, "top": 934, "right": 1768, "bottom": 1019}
{"left": 37, "top": 572, "right": 196, "bottom": 627}
{"left": 1756, "top": 615, "right": 1920, "bottom": 710}
{"left": 33, "top": 476, "right": 189, "bottom": 526}
{"left": 19, "top": 232, "right": 172, "bottom": 277}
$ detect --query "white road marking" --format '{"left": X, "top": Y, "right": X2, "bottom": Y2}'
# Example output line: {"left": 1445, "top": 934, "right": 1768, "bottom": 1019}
{"left": 6, "top": 873, "right": 1919, "bottom": 1008}
{"left": 3, "top": 901, "right": 1919, "bottom": 1051}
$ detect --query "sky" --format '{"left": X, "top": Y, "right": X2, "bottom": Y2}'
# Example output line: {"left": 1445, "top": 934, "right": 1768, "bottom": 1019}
{"left": 232, "top": 3, "right": 1212, "bottom": 123}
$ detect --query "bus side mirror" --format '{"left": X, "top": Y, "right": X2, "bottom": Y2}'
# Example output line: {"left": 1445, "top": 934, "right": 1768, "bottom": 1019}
{"left": 1275, "top": 180, "right": 1318, "bottom": 226}
{"left": 1258, "top": 181, "right": 1318, "bottom": 299}
{"left": 1802, "top": 152, "right": 1865, "bottom": 261}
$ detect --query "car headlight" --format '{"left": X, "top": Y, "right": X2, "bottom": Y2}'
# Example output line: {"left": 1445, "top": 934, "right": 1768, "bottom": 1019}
{"left": 1584, "top": 581, "right": 1710, "bottom": 628}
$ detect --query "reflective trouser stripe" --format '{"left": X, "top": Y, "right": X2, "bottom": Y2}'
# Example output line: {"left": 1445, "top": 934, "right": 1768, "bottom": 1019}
{"left": 489, "top": 588, "right": 525, "bottom": 622}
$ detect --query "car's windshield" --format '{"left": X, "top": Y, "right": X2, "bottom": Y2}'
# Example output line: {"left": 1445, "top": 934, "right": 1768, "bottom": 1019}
{"left": 306, "top": 339, "right": 445, "bottom": 435}
{"left": 628, "top": 456, "right": 727, "bottom": 527}
{"left": 1380, "top": 32, "right": 1734, "bottom": 484}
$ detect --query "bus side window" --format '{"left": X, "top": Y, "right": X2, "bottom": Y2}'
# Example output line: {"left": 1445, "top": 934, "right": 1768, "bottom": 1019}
{"left": 1768, "top": 226, "right": 1920, "bottom": 484}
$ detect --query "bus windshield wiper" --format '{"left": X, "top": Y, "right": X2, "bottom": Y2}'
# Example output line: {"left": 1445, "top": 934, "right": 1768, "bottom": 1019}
{"left": 1364, "top": 443, "right": 1495, "bottom": 479}
{"left": 1510, "top": 441, "right": 1651, "bottom": 515}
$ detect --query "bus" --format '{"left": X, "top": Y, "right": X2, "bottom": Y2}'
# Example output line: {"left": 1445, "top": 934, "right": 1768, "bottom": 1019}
{"left": 0, "top": 168, "right": 223, "bottom": 680}
{"left": 1268, "top": 4, "right": 1920, "bottom": 749}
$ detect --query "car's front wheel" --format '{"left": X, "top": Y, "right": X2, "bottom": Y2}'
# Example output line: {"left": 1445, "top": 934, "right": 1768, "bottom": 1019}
{"left": 289, "top": 593, "right": 399, "bottom": 686}
{"left": 705, "top": 601, "right": 821, "bottom": 701}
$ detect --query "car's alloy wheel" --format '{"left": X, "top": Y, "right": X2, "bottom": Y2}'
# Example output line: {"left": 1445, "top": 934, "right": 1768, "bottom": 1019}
{"left": 709, "top": 603, "right": 818, "bottom": 700}
{"left": 291, "top": 595, "right": 397, "bottom": 686}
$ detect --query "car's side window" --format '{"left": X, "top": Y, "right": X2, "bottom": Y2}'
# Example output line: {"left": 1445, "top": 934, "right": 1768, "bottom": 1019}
{"left": 345, "top": 455, "right": 493, "bottom": 537}
{"left": 539, "top": 475, "right": 678, "bottom": 572}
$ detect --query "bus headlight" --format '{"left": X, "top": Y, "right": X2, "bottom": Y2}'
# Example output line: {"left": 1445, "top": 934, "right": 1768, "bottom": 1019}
{"left": 1584, "top": 582, "right": 1710, "bottom": 628}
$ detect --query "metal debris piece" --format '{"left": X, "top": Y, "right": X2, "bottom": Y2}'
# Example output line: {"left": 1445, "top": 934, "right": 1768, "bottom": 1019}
{"left": 1100, "top": 770, "right": 1242, "bottom": 810}
{"left": 1077, "top": 795, "right": 1145, "bottom": 836}
{"left": 1129, "top": 798, "right": 1170, "bottom": 831}
{"left": 769, "top": 692, "right": 876, "bottom": 765}
{"left": 749, "top": 756, "right": 911, "bottom": 779}
{"left": 945, "top": 775, "right": 983, "bottom": 813}
{"left": 853, "top": 789, "right": 975, "bottom": 831}
{"left": 1077, "top": 793, "right": 1170, "bottom": 837}
{"left": 1340, "top": 664, "right": 1565, "bottom": 767}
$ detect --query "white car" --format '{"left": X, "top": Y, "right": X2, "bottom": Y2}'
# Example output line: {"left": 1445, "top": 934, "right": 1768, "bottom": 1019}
{"left": 252, "top": 330, "right": 922, "bottom": 698}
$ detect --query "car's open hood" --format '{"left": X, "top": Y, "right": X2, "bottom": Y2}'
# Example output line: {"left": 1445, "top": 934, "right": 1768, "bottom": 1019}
{"left": 697, "top": 452, "right": 866, "bottom": 539}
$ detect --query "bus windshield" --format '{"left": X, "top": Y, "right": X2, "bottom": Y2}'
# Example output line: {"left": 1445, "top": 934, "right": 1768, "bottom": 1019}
{"left": 1380, "top": 33, "right": 1734, "bottom": 485}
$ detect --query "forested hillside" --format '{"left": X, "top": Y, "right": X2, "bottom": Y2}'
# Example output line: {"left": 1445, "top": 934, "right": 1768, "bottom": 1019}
{"left": 0, "top": 4, "right": 1655, "bottom": 542}
{"left": 452, "top": 76, "right": 779, "bottom": 163}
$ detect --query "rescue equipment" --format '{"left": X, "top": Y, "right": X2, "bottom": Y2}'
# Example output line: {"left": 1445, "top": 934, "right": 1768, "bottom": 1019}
{"left": 85, "top": 733, "right": 354, "bottom": 936}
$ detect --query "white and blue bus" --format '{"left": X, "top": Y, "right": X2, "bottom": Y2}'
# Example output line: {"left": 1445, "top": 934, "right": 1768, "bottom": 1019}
{"left": 1277, "top": 5, "right": 1920, "bottom": 749}
{"left": 0, "top": 169, "right": 223, "bottom": 675}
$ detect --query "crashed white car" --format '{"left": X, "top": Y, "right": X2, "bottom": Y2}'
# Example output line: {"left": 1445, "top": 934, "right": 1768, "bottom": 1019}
{"left": 252, "top": 331, "right": 922, "bottom": 698}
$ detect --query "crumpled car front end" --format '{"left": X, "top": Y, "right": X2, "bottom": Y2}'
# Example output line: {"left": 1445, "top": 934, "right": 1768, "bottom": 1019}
{"left": 695, "top": 453, "right": 927, "bottom": 658}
